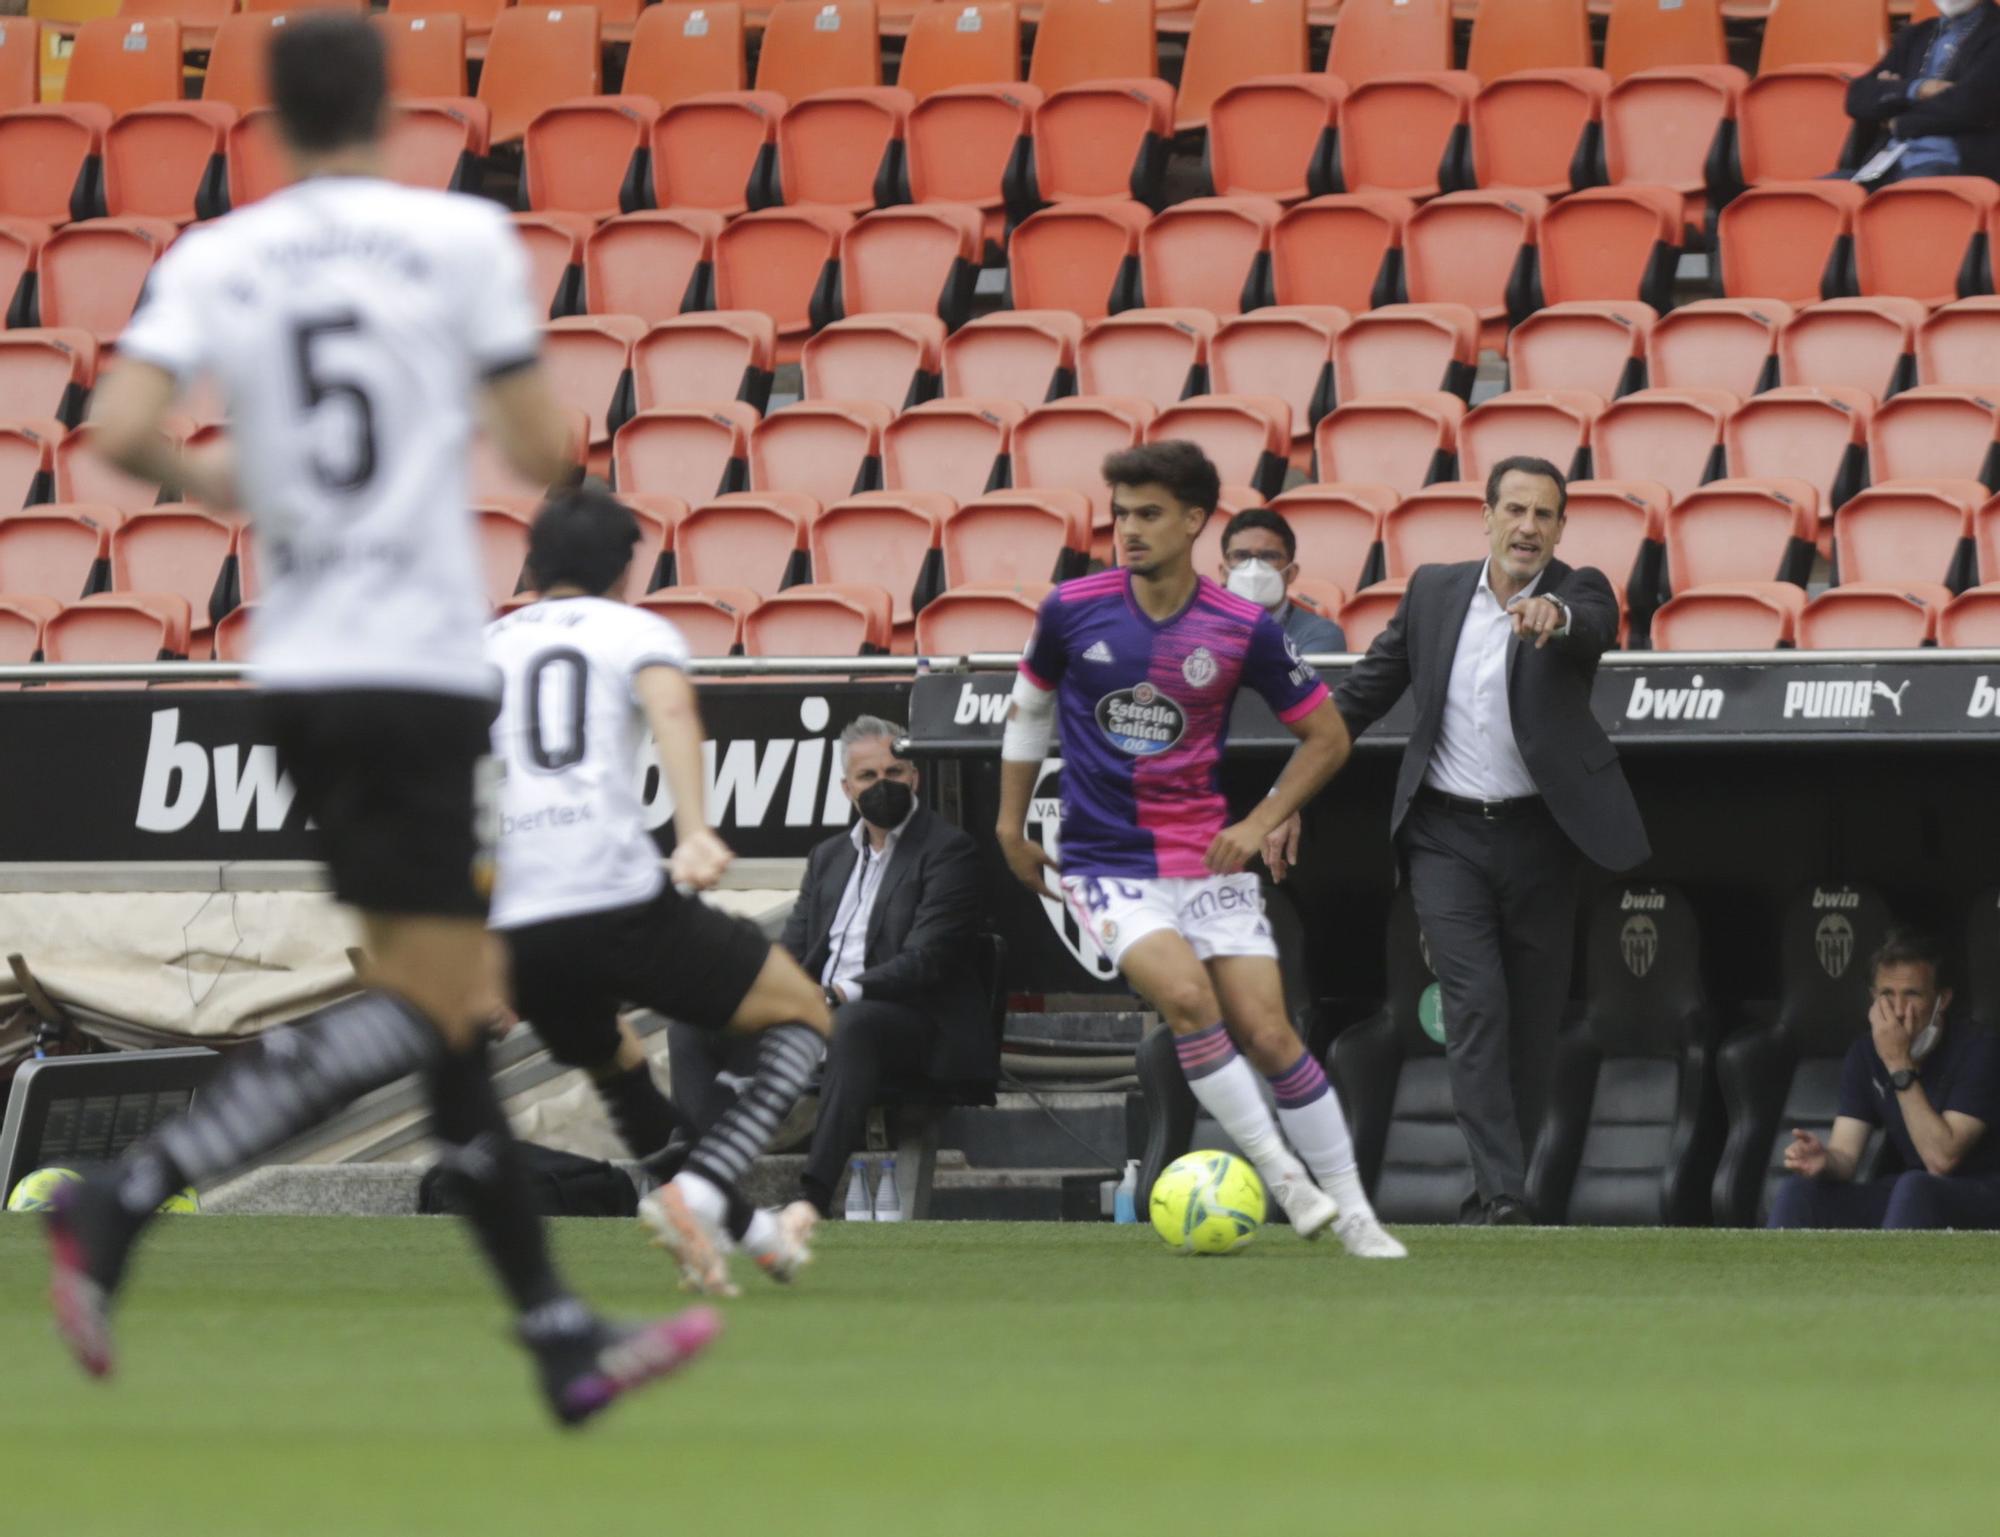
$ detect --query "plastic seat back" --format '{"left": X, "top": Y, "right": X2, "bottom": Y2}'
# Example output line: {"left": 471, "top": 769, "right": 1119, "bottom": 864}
{"left": 1010, "top": 395, "right": 1156, "bottom": 524}
{"left": 542, "top": 315, "right": 644, "bottom": 451}
{"left": 636, "top": 586, "right": 757, "bottom": 654}
{"left": 1032, "top": 79, "right": 1174, "bottom": 205}
{"left": 882, "top": 397, "right": 1022, "bottom": 503}
{"left": 479, "top": 7, "right": 603, "bottom": 146}
{"left": 633, "top": 312, "right": 779, "bottom": 414}
{"left": 1137, "top": 196, "right": 1278, "bottom": 317}
{"left": 1206, "top": 75, "right": 1344, "bottom": 204}
{"left": 1717, "top": 179, "right": 1865, "bottom": 306}
{"left": 1798, "top": 583, "right": 1946, "bottom": 650}
{"left": 1326, "top": 0, "right": 1452, "bottom": 87}
{"left": 586, "top": 210, "right": 725, "bottom": 325}
{"left": 0, "top": 329, "right": 97, "bottom": 427}
{"left": 1469, "top": 68, "right": 1609, "bottom": 201}
{"left": 0, "top": 593, "right": 57, "bottom": 668}
{"left": 1337, "top": 578, "right": 1407, "bottom": 651}
{"left": 1006, "top": 202, "right": 1148, "bottom": 322}
{"left": 745, "top": 581, "right": 893, "bottom": 654}
{"left": 942, "top": 490, "right": 1090, "bottom": 587}
{"left": 1174, "top": 0, "right": 1308, "bottom": 133}
{"left": 713, "top": 206, "right": 853, "bottom": 361}
{"left": 202, "top": 14, "right": 284, "bottom": 113}
{"left": 1466, "top": 0, "right": 1592, "bottom": 78}
{"left": 0, "top": 17, "right": 39, "bottom": 114}
{"left": 55, "top": 423, "right": 167, "bottom": 515}
{"left": 776, "top": 86, "right": 910, "bottom": 216}
{"left": 1339, "top": 72, "right": 1478, "bottom": 203}
{"left": 941, "top": 311, "right": 1082, "bottom": 405}
{"left": 1272, "top": 193, "right": 1413, "bottom": 314}
{"left": 388, "top": 0, "right": 507, "bottom": 37}
{"left": 675, "top": 491, "right": 813, "bottom": 596}
{"left": 0, "top": 502, "right": 110, "bottom": 599}
{"left": 38, "top": 218, "right": 176, "bottom": 346}
{"left": 511, "top": 209, "right": 593, "bottom": 320}
{"left": 66, "top": 19, "right": 182, "bottom": 116}
{"left": 1588, "top": 388, "right": 1736, "bottom": 502}
{"left": 382, "top": 99, "right": 491, "bottom": 194}
{"left": 626, "top": 3, "right": 747, "bottom": 109}
{"left": 1335, "top": 302, "right": 1478, "bottom": 402}
{"left": 757, "top": 0, "right": 881, "bottom": 103}
{"left": 802, "top": 314, "right": 945, "bottom": 411}
{"left": 1779, "top": 296, "right": 1926, "bottom": 399}
{"left": 1507, "top": 301, "right": 1654, "bottom": 402}
{"left": 1647, "top": 298, "right": 1789, "bottom": 398}
{"left": 1919, "top": 298, "right": 2000, "bottom": 390}
{"left": 109, "top": 506, "right": 231, "bottom": 647}
{"left": 44, "top": 591, "right": 192, "bottom": 667}
{"left": 1401, "top": 189, "right": 1546, "bottom": 351}
{"left": 1651, "top": 583, "right": 1804, "bottom": 649}
{"left": 811, "top": 490, "right": 949, "bottom": 624}
{"left": 0, "top": 110, "right": 106, "bottom": 225}
{"left": 1666, "top": 478, "right": 1819, "bottom": 591}
{"left": 1723, "top": 386, "right": 1872, "bottom": 514}
{"left": 1853, "top": 177, "right": 2000, "bottom": 308}
{"left": 1077, "top": 309, "right": 1214, "bottom": 410}
{"left": 912, "top": 581, "right": 1047, "bottom": 652}
{"left": 1602, "top": 0, "right": 1725, "bottom": 83}
{"left": 1537, "top": 185, "right": 1681, "bottom": 312}
{"left": 525, "top": 97, "right": 658, "bottom": 222}
{"left": 1760, "top": 0, "right": 1887, "bottom": 72}
{"left": 1458, "top": 388, "right": 1601, "bottom": 486}
{"left": 1147, "top": 394, "right": 1289, "bottom": 499}
{"left": 1941, "top": 585, "right": 2000, "bottom": 648}
{"left": 1381, "top": 483, "right": 1484, "bottom": 578}
{"left": 1028, "top": 0, "right": 1156, "bottom": 95}
{"left": 1736, "top": 68, "right": 1864, "bottom": 187}
{"left": 904, "top": 82, "right": 1037, "bottom": 249}
{"left": 899, "top": 1, "right": 1020, "bottom": 100}
{"left": 1312, "top": 392, "right": 1465, "bottom": 497}
{"left": 1865, "top": 386, "right": 2000, "bottom": 488}
{"left": 748, "top": 399, "right": 893, "bottom": 505}
{"left": 1209, "top": 306, "right": 1346, "bottom": 444}
{"left": 1560, "top": 478, "right": 1666, "bottom": 625}
{"left": 840, "top": 204, "right": 981, "bottom": 327}
{"left": 1268, "top": 484, "right": 1393, "bottom": 593}
{"left": 1833, "top": 480, "right": 1981, "bottom": 590}
{"left": 373, "top": 13, "right": 469, "bottom": 98}
{"left": 650, "top": 90, "right": 781, "bottom": 217}
{"left": 103, "top": 105, "right": 234, "bottom": 224}
{"left": 612, "top": 403, "right": 759, "bottom": 505}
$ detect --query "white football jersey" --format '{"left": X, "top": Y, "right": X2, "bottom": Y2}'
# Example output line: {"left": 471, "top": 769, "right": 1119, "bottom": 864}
{"left": 484, "top": 596, "right": 692, "bottom": 929}
{"left": 118, "top": 177, "right": 542, "bottom": 697}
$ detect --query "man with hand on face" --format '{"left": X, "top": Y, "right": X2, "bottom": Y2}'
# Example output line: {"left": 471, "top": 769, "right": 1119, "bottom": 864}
{"left": 1772, "top": 930, "right": 2000, "bottom": 1231}
{"left": 1334, "top": 456, "right": 1649, "bottom": 1226}
{"left": 667, "top": 716, "right": 986, "bottom": 1221}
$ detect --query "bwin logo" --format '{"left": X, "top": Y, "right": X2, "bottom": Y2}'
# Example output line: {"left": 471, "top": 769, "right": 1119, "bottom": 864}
{"left": 1625, "top": 674, "right": 1723, "bottom": 722}
{"left": 953, "top": 682, "right": 1012, "bottom": 727}
{"left": 137, "top": 710, "right": 299, "bottom": 833}
{"left": 1812, "top": 888, "right": 1861, "bottom": 911}
{"left": 1620, "top": 916, "right": 1658, "bottom": 978}
{"left": 1968, "top": 675, "right": 2000, "bottom": 719}
{"left": 1621, "top": 891, "right": 1666, "bottom": 912}
{"left": 637, "top": 696, "right": 852, "bottom": 832}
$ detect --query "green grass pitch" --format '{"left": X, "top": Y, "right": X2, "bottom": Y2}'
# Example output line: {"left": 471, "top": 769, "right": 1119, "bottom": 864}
{"left": 2, "top": 1216, "right": 1996, "bottom": 1536}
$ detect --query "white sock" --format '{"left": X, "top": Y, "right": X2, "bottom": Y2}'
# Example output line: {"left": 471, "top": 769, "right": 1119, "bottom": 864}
{"left": 1268, "top": 1051, "right": 1373, "bottom": 1217}
{"left": 670, "top": 1169, "right": 728, "bottom": 1229}
{"left": 1175, "top": 1023, "right": 1309, "bottom": 1188}
{"left": 739, "top": 1207, "right": 780, "bottom": 1264}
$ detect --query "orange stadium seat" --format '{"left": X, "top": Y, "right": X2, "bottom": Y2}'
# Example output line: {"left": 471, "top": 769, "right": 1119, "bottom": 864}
{"left": 943, "top": 490, "right": 1091, "bottom": 587}
{"left": 0, "top": 18, "right": 39, "bottom": 114}
{"left": 1560, "top": 477, "right": 1668, "bottom": 630}
{"left": 744, "top": 581, "right": 893, "bottom": 654}
{"left": 674, "top": 491, "right": 813, "bottom": 597}
{"left": 479, "top": 7, "right": 602, "bottom": 146}
{"left": 101, "top": 105, "right": 233, "bottom": 224}
{"left": 511, "top": 210, "right": 594, "bottom": 319}
{"left": 1760, "top": 0, "right": 1887, "bottom": 71}
{"left": 1148, "top": 394, "right": 1290, "bottom": 499}
{"left": 586, "top": 210, "right": 724, "bottom": 326}
{"left": 1651, "top": 583, "right": 1805, "bottom": 650}
{"left": 0, "top": 109, "right": 107, "bottom": 226}
{"left": 1010, "top": 395, "right": 1155, "bottom": 541}
{"left": 835, "top": 204, "right": 981, "bottom": 329}
{"left": 612, "top": 403, "right": 758, "bottom": 504}
{"left": 1918, "top": 298, "right": 2000, "bottom": 390}
{"left": 1340, "top": 73, "right": 1478, "bottom": 205}
{"left": 913, "top": 581, "right": 1046, "bottom": 652}
{"left": 1401, "top": 189, "right": 1545, "bottom": 353}
{"left": 811, "top": 490, "right": 948, "bottom": 627}
{"left": 941, "top": 311, "right": 1082, "bottom": 404}
{"left": 633, "top": 312, "right": 776, "bottom": 414}
{"left": 224, "top": 109, "right": 286, "bottom": 208}
{"left": 1468, "top": 70, "right": 1609, "bottom": 202}
{"left": 36, "top": 218, "right": 174, "bottom": 346}
{"left": 1269, "top": 483, "right": 1393, "bottom": 593}
{"left": 1798, "top": 583, "right": 1947, "bottom": 649}
{"left": 1646, "top": 298, "right": 1788, "bottom": 397}
{"left": 749, "top": 399, "right": 893, "bottom": 504}
{"left": 1028, "top": 0, "right": 1156, "bottom": 96}
{"left": 1138, "top": 197, "right": 1278, "bottom": 317}
{"left": 1853, "top": 177, "right": 2000, "bottom": 309}
{"left": 524, "top": 97, "right": 658, "bottom": 221}
{"left": 1602, "top": 0, "right": 1725, "bottom": 83}
{"left": 1381, "top": 482, "right": 1485, "bottom": 578}
{"left": 1326, "top": 0, "right": 1453, "bottom": 85}
{"left": 712, "top": 205, "right": 852, "bottom": 363}
{"left": 1465, "top": 0, "right": 1593, "bottom": 78}
{"left": 883, "top": 399, "right": 1022, "bottom": 503}
{"left": 543, "top": 315, "right": 644, "bottom": 466}
{"left": 387, "top": 0, "right": 506, "bottom": 46}
{"left": 1507, "top": 301, "right": 1654, "bottom": 400}
{"left": 634, "top": 587, "right": 753, "bottom": 654}
{"left": 608, "top": 496, "right": 677, "bottom": 599}
{"left": 1723, "top": 386, "right": 1871, "bottom": 522}
{"left": 904, "top": 83, "right": 1037, "bottom": 257}
{"left": 384, "top": 99, "right": 491, "bottom": 194}
{"left": 1209, "top": 307, "right": 1347, "bottom": 453}
{"left": 802, "top": 314, "right": 945, "bottom": 410}
{"left": 0, "top": 329, "right": 96, "bottom": 427}
{"left": 1206, "top": 76, "right": 1343, "bottom": 204}
{"left": 1338, "top": 580, "right": 1406, "bottom": 651}
{"left": 200, "top": 14, "right": 283, "bottom": 114}
{"left": 1536, "top": 185, "right": 1680, "bottom": 312}
{"left": 1459, "top": 389, "right": 1601, "bottom": 485}
{"left": 1006, "top": 202, "right": 1147, "bottom": 322}
{"left": 66, "top": 20, "right": 182, "bottom": 117}
{"left": 1866, "top": 388, "right": 2000, "bottom": 488}
{"left": 1174, "top": 0, "right": 1308, "bottom": 133}
{"left": 0, "top": 503, "right": 110, "bottom": 597}
{"left": 1335, "top": 303, "right": 1478, "bottom": 402}
{"left": 1030, "top": 80, "right": 1174, "bottom": 207}
{"left": 0, "top": 593, "right": 57, "bottom": 668}
{"left": 1601, "top": 66, "right": 1744, "bottom": 233}
{"left": 1587, "top": 387, "right": 1734, "bottom": 501}
{"left": 898, "top": 2, "right": 1020, "bottom": 101}
{"left": 470, "top": 406, "right": 588, "bottom": 510}
{"left": 0, "top": 218, "right": 47, "bottom": 327}
{"left": 1941, "top": 585, "right": 2000, "bottom": 647}
{"left": 473, "top": 507, "right": 532, "bottom": 606}
{"left": 1077, "top": 309, "right": 1214, "bottom": 410}
{"left": 776, "top": 87, "right": 911, "bottom": 216}
{"left": 1735, "top": 67, "right": 1867, "bottom": 187}
{"left": 43, "top": 591, "right": 192, "bottom": 667}
{"left": 1779, "top": 296, "right": 1925, "bottom": 399}
{"left": 1716, "top": 179, "right": 1865, "bottom": 306}
{"left": 109, "top": 506, "right": 232, "bottom": 657}
{"left": 1271, "top": 193, "right": 1412, "bottom": 314}
{"left": 1313, "top": 391, "right": 1465, "bottom": 495}
{"left": 55, "top": 424, "right": 170, "bottom": 515}
{"left": 1833, "top": 479, "right": 1980, "bottom": 590}
{"left": 757, "top": 0, "right": 881, "bottom": 103}
{"left": 1666, "top": 477, "right": 1819, "bottom": 591}
{"left": 648, "top": 91, "right": 781, "bottom": 217}
{"left": 373, "top": 13, "right": 469, "bottom": 98}
{"left": 625, "top": 4, "right": 747, "bottom": 109}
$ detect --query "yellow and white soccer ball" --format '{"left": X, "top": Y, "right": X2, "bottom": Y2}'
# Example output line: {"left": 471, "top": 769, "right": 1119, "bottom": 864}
{"left": 158, "top": 1188, "right": 201, "bottom": 1214}
{"left": 6, "top": 1166, "right": 83, "bottom": 1212}
{"left": 1149, "top": 1150, "right": 1266, "bottom": 1255}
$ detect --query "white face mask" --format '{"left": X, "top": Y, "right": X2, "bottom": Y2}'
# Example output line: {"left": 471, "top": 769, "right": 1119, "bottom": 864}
{"left": 1911, "top": 999, "right": 1946, "bottom": 1063}
{"left": 1935, "top": 0, "right": 1979, "bottom": 18}
{"left": 1225, "top": 558, "right": 1286, "bottom": 611}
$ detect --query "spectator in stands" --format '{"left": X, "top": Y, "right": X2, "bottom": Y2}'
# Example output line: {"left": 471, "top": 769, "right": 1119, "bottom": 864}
{"left": 1844, "top": 0, "right": 2000, "bottom": 185}
{"left": 1218, "top": 507, "right": 1347, "bottom": 655}
{"left": 1771, "top": 929, "right": 2000, "bottom": 1230}
{"left": 667, "top": 715, "right": 988, "bottom": 1217}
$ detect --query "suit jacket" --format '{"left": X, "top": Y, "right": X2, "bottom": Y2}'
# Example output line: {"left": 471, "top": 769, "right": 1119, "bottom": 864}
{"left": 1333, "top": 558, "right": 1650, "bottom": 873}
{"left": 780, "top": 804, "right": 993, "bottom": 1085}
{"left": 1846, "top": 4, "right": 2000, "bottom": 181}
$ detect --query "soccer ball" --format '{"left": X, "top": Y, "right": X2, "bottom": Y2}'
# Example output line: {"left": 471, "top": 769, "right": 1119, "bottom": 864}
{"left": 6, "top": 1166, "right": 82, "bottom": 1212}
{"left": 158, "top": 1188, "right": 201, "bottom": 1215}
{"left": 1149, "top": 1150, "right": 1266, "bottom": 1255}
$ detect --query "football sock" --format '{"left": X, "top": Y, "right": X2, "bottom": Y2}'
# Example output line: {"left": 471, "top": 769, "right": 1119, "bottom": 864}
{"left": 1266, "top": 1049, "right": 1371, "bottom": 1215}
{"left": 1174, "top": 1023, "right": 1309, "bottom": 1187}
{"left": 591, "top": 1059, "right": 682, "bottom": 1164}
{"left": 425, "top": 1039, "right": 571, "bottom": 1316}
{"left": 684, "top": 1022, "right": 825, "bottom": 1195}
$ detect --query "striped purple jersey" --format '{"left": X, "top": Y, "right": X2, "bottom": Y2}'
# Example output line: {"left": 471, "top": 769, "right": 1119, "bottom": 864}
{"left": 1020, "top": 570, "right": 1329, "bottom": 878}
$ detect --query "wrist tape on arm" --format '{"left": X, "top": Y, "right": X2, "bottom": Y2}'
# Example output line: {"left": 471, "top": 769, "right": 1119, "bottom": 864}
{"left": 1000, "top": 673, "right": 1055, "bottom": 762}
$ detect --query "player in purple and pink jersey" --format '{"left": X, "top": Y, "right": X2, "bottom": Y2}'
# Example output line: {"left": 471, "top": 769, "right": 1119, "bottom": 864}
{"left": 995, "top": 441, "right": 1405, "bottom": 1258}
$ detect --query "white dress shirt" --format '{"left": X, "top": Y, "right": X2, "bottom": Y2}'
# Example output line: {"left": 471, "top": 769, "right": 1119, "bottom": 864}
{"left": 1424, "top": 561, "right": 1555, "bottom": 802}
{"left": 820, "top": 805, "right": 915, "bottom": 1000}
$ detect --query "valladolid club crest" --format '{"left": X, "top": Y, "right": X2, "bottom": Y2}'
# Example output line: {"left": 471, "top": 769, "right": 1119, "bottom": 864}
{"left": 1182, "top": 646, "right": 1218, "bottom": 688}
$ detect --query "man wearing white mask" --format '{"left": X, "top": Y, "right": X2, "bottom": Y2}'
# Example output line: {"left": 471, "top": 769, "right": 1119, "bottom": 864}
{"left": 1772, "top": 929, "right": 2000, "bottom": 1230}
{"left": 1218, "top": 507, "right": 1347, "bottom": 656}
{"left": 1844, "top": 0, "right": 2000, "bottom": 184}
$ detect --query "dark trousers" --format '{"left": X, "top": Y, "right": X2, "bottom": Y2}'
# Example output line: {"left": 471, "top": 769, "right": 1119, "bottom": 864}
{"left": 667, "top": 999, "right": 933, "bottom": 1214}
{"left": 1768, "top": 1170, "right": 2000, "bottom": 1230}
{"left": 1401, "top": 795, "right": 1580, "bottom": 1207}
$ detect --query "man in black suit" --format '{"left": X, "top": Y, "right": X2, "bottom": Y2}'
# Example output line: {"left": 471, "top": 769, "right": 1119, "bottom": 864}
{"left": 1844, "top": 0, "right": 2000, "bottom": 184}
{"left": 668, "top": 715, "right": 988, "bottom": 1218}
{"left": 1334, "top": 457, "right": 1649, "bottom": 1224}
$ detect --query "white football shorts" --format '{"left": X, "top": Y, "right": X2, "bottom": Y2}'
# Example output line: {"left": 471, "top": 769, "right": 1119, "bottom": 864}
{"left": 1058, "top": 872, "right": 1276, "bottom": 971}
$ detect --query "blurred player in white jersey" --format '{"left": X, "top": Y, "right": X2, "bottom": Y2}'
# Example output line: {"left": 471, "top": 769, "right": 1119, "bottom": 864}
{"left": 485, "top": 489, "right": 833, "bottom": 1296}
{"left": 42, "top": 15, "right": 718, "bottom": 1423}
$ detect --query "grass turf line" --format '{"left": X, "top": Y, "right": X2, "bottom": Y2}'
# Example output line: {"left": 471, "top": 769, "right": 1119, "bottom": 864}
{"left": 1, "top": 1216, "right": 1995, "bottom": 1537}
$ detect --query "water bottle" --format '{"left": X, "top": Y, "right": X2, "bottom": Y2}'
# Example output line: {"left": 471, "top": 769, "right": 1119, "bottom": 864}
{"left": 844, "top": 1157, "right": 874, "bottom": 1221}
{"left": 875, "top": 1155, "right": 905, "bottom": 1222}
{"left": 1113, "top": 1159, "right": 1139, "bottom": 1224}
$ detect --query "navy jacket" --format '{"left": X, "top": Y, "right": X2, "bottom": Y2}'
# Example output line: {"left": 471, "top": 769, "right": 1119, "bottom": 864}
{"left": 1846, "top": 3, "right": 2000, "bottom": 181}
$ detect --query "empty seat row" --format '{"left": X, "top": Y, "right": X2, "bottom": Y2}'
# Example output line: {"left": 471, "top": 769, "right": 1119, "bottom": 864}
{"left": 1652, "top": 581, "right": 2000, "bottom": 651}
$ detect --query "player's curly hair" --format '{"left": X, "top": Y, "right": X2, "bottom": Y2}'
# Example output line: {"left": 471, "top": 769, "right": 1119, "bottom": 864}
{"left": 526, "top": 485, "right": 642, "bottom": 597}
{"left": 1101, "top": 440, "right": 1221, "bottom": 519}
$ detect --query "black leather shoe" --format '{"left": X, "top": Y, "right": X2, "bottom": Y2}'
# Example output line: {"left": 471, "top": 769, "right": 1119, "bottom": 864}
{"left": 1458, "top": 1193, "right": 1488, "bottom": 1226}
{"left": 1485, "top": 1196, "right": 1535, "bottom": 1226}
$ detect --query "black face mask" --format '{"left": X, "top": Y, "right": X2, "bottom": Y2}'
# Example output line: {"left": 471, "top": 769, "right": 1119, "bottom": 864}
{"left": 856, "top": 777, "right": 914, "bottom": 830}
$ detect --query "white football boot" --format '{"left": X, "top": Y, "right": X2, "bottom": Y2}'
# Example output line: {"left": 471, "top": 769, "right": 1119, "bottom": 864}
{"left": 640, "top": 1177, "right": 739, "bottom": 1299}
{"left": 743, "top": 1201, "right": 818, "bottom": 1285}
{"left": 1267, "top": 1166, "right": 1340, "bottom": 1240}
{"left": 1333, "top": 1208, "right": 1408, "bottom": 1259}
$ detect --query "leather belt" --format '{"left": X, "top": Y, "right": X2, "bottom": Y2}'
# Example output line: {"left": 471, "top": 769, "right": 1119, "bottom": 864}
{"left": 1418, "top": 786, "right": 1545, "bottom": 822}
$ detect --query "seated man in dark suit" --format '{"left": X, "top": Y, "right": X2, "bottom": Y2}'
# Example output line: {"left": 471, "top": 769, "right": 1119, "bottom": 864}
{"left": 668, "top": 715, "right": 987, "bottom": 1217}
{"left": 1844, "top": 0, "right": 2000, "bottom": 184}
{"left": 1216, "top": 506, "right": 1347, "bottom": 656}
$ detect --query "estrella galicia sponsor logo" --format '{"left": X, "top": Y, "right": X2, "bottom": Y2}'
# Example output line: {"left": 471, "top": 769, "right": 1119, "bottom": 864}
{"left": 1625, "top": 674, "right": 1724, "bottom": 722}
{"left": 1969, "top": 675, "right": 2000, "bottom": 718}
{"left": 1782, "top": 678, "right": 1910, "bottom": 720}
{"left": 1095, "top": 681, "right": 1187, "bottom": 755}
{"left": 1621, "top": 916, "right": 1658, "bottom": 978}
